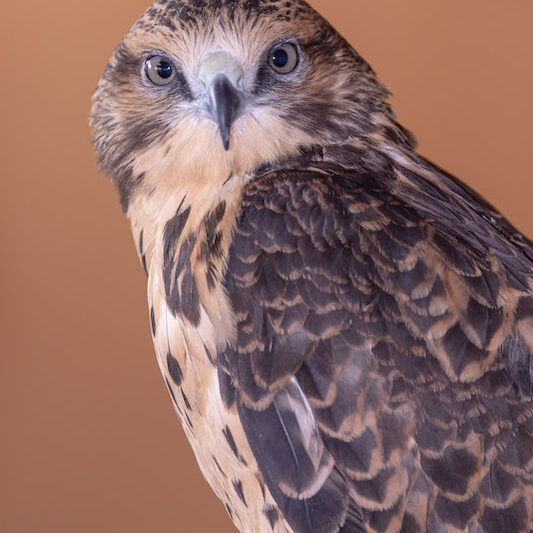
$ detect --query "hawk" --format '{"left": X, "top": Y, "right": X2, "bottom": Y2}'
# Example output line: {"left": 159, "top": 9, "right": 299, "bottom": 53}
{"left": 90, "top": 1, "right": 533, "bottom": 532}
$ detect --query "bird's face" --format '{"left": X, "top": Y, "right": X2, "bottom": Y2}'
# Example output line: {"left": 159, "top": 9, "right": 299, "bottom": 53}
{"left": 91, "top": 0, "right": 389, "bottom": 211}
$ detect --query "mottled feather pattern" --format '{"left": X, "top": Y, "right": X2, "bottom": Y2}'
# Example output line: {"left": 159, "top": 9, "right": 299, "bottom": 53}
{"left": 219, "top": 143, "right": 533, "bottom": 533}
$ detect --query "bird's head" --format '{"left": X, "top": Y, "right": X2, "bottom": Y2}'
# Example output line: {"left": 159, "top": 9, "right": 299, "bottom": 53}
{"left": 91, "top": 0, "right": 396, "bottom": 212}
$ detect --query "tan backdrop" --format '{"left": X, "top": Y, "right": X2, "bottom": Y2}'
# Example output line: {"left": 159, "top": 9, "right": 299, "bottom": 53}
{"left": 1, "top": 1, "right": 532, "bottom": 532}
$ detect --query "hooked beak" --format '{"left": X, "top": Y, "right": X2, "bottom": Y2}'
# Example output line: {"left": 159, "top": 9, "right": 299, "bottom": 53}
{"left": 199, "top": 52, "right": 245, "bottom": 151}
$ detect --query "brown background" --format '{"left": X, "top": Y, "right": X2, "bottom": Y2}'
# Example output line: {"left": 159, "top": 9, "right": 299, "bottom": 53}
{"left": 1, "top": 1, "right": 532, "bottom": 532}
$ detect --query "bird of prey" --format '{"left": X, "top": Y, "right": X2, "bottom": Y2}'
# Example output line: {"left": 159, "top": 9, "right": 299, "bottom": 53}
{"left": 90, "top": 1, "right": 533, "bottom": 532}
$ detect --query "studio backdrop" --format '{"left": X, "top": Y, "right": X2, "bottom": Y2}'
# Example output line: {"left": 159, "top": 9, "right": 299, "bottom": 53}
{"left": 1, "top": 1, "right": 532, "bottom": 532}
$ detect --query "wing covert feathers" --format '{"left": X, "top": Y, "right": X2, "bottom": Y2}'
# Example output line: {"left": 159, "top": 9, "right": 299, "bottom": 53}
{"left": 219, "top": 144, "right": 533, "bottom": 533}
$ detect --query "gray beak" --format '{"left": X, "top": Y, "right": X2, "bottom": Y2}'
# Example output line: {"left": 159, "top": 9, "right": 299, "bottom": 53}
{"left": 199, "top": 51, "right": 245, "bottom": 151}
{"left": 205, "top": 74, "right": 245, "bottom": 151}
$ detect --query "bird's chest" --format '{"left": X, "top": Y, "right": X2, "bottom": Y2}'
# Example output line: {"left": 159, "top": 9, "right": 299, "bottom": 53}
{"left": 140, "top": 196, "right": 291, "bottom": 533}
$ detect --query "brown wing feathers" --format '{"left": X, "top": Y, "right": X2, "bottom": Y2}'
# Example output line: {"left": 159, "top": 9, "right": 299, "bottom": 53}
{"left": 219, "top": 147, "right": 533, "bottom": 533}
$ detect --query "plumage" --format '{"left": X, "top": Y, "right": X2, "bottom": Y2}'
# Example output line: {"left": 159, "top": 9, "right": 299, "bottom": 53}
{"left": 90, "top": 1, "right": 533, "bottom": 531}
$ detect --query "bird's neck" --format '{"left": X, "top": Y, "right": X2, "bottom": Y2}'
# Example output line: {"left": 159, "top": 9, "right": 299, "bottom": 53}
{"left": 127, "top": 170, "right": 250, "bottom": 283}
{"left": 125, "top": 134, "right": 417, "bottom": 281}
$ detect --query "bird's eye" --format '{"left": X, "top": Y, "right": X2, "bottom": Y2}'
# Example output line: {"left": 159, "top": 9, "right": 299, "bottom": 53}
{"left": 268, "top": 43, "right": 299, "bottom": 74}
{"left": 145, "top": 55, "right": 177, "bottom": 86}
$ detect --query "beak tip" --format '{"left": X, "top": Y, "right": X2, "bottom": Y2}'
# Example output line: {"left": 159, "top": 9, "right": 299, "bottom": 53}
{"left": 220, "top": 128, "right": 231, "bottom": 151}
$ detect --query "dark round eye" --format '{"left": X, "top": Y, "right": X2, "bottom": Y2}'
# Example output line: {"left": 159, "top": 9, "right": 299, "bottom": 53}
{"left": 145, "top": 55, "right": 176, "bottom": 85}
{"left": 268, "top": 43, "right": 299, "bottom": 74}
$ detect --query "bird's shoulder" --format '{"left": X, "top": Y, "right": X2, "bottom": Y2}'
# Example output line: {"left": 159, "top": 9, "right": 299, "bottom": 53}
{"left": 226, "top": 143, "right": 533, "bottom": 396}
